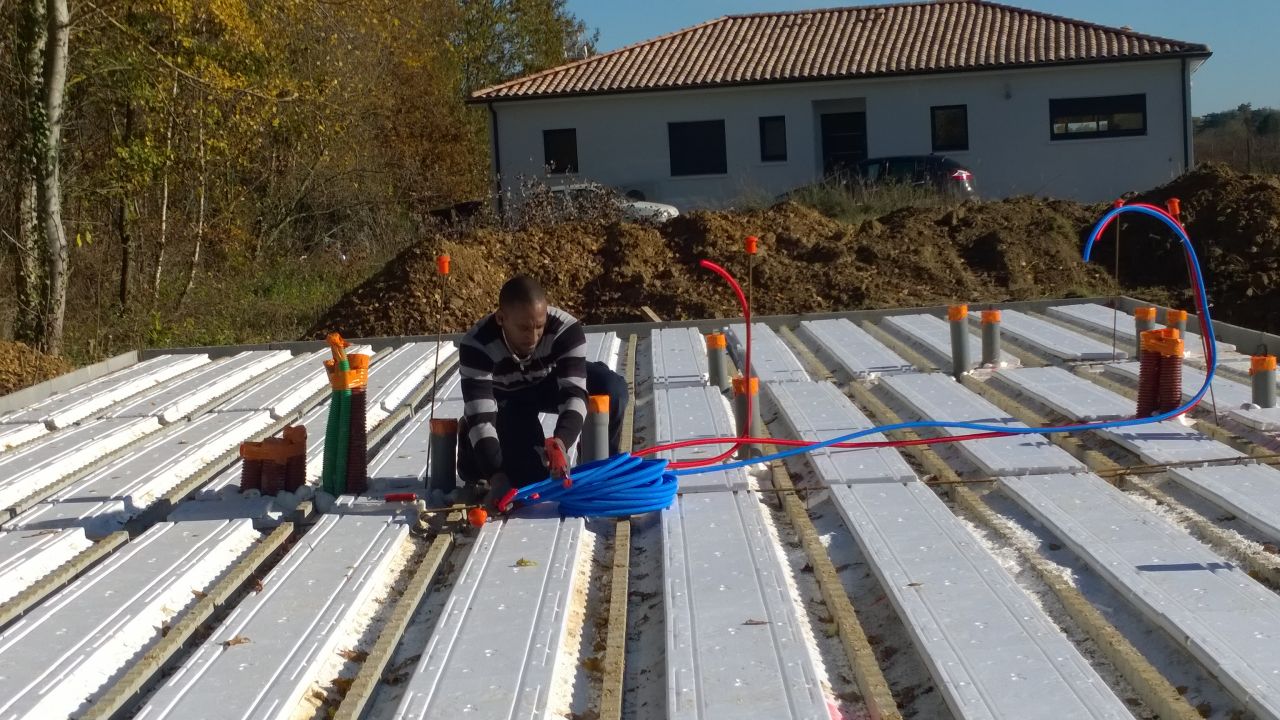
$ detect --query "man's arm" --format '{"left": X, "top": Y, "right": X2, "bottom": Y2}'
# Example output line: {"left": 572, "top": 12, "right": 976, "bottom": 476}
{"left": 459, "top": 337, "right": 503, "bottom": 479}
{"left": 551, "top": 320, "right": 588, "bottom": 450}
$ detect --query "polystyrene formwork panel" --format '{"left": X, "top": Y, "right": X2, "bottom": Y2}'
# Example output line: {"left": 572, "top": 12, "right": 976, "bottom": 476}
{"left": 663, "top": 491, "right": 828, "bottom": 719}
{"left": 1046, "top": 303, "right": 1235, "bottom": 357}
{"left": 0, "top": 423, "right": 48, "bottom": 452}
{"left": 796, "top": 318, "right": 915, "bottom": 378}
{"left": 1168, "top": 464, "right": 1280, "bottom": 541}
{"left": 0, "top": 416, "right": 161, "bottom": 512}
{"left": 1104, "top": 361, "right": 1254, "bottom": 410}
{"left": 1231, "top": 405, "right": 1280, "bottom": 432}
{"left": 1002, "top": 473, "right": 1280, "bottom": 719}
{"left": 0, "top": 519, "right": 258, "bottom": 720}
{"left": 9, "top": 411, "right": 274, "bottom": 537}
{"left": 585, "top": 331, "right": 622, "bottom": 369}
{"left": 830, "top": 482, "right": 1131, "bottom": 719}
{"left": 0, "top": 353, "right": 209, "bottom": 429}
{"left": 995, "top": 367, "right": 1134, "bottom": 422}
{"left": 727, "top": 323, "right": 811, "bottom": 383}
{"left": 369, "top": 409, "right": 435, "bottom": 494}
{"left": 392, "top": 509, "right": 584, "bottom": 719}
{"left": 212, "top": 349, "right": 329, "bottom": 418}
{"left": 430, "top": 370, "right": 464, "bottom": 420}
{"left": 991, "top": 309, "right": 1127, "bottom": 361}
{"left": 0, "top": 527, "right": 92, "bottom": 605}
{"left": 764, "top": 381, "right": 916, "bottom": 484}
{"left": 135, "top": 514, "right": 407, "bottom": 720}
{"left": 649, "top": 327, "right": 710, "bottom": 388}
{"left": 1099, "top": 421, "right": 1245, "bottom": 467}
{"left": 367, "top": 342, "right": 457, "bottom": 422}
{"left": 103, "top": 350, "right": 291, "bottom": 424}
{"left": 881, "top": 374, "right": 1083, "bottom": 476}
{"left": 653, "top": 386, "right": 750, "bottom": 492}
{"left": 881, "top": 313, "right": 1018, "bottom": 371}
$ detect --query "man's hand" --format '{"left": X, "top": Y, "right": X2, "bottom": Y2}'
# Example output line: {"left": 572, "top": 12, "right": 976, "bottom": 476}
{"left": 544, "top": 437, "right": 570, "bottom": 485}
{"left": 484, "top": 472, "right": 512, "bottom": 513}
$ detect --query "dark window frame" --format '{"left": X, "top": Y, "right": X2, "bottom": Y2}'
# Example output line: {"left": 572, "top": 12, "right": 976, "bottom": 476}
{"left": 542, "top": 128, "right": 578, "bottom": 174}
{"left": 758, "top": 115, "right": 787, "bottom": 162}
{"left": 930, "top": 104, "right": 969, "bottom": 152}
{"left": 668, "top": 120, "right": 728, "bottom": 177}
{"left": 1049, "top": 94, "right": 1147, "bottom": 141}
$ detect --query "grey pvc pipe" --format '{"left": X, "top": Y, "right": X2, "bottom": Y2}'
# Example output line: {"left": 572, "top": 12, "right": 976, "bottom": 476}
{"left": 1135, "top": 309, "right": 1157, "bottom": 358}
{"left": 949, "top": 308, "right": 970, "bottom": 379}
{"left": 706, "top": 333, "right": 730, "bottom": 392}
{"left": 733, "top": 380, "right": 762, "bottom": 459}
{"left": 1254, "top": 367, "right": 1277, "bottom": 409}
{"left": 981, "top": 314, "right": 1001, "bottom": 367}
{"left": 581, "top": 396, "right": 610, "bottom": 463}
{"left": 428, "top": 420, "right": 458, "bottom": 492}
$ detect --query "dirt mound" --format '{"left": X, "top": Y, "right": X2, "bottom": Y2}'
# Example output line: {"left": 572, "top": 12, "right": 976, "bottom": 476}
{"left": 1124, "top": 163, "right": 1280, "bottom": 333}
{"left": 0, "top": 341, "right": 73, "bottom": 396}
{"left": 308, "top": 198, "right": 1120, "bottom": 339}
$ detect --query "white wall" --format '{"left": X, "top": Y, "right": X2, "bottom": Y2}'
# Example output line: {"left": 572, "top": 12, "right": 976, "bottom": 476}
{"left": 487, "top": 59, "right": 1189, "bottom": 208}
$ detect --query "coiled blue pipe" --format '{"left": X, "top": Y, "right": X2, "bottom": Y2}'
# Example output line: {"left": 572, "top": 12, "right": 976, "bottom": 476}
{"left": 514, "top": 204, "right": 1215, "bottom": 514}
{"left": 511, "top": 454, "right": 677, "bottom": 517}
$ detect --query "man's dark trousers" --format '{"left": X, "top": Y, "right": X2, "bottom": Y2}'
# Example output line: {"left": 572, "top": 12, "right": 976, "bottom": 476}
{"left": 458, "top": 361, "right": 627, "bottom": 487}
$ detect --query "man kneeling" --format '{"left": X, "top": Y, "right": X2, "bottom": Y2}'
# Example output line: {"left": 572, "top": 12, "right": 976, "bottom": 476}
{"left": 457, "top": 275, "right": 627, "bottom": 509}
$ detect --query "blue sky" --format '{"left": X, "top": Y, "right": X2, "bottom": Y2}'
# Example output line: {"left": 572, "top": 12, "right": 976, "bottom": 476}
{"left": 565, "top": 0, "right": 1277, "bottom": 115}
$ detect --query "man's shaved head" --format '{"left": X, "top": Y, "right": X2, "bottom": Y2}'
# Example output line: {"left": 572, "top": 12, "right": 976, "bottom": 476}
{"left": 496, "top": 275, "right": 548, "bottom": 358}
{"left": 498, "top": 275, "right": 547, "bottom": 311}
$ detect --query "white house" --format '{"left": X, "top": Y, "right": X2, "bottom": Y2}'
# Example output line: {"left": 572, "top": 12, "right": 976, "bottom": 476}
{"left": 469, "top": 0, "right": 1211, "bottom": 209}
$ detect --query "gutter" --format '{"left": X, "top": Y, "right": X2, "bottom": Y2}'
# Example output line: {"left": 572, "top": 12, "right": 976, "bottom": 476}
{"left": 488, "top": 102, "right": 504, "bottom": 217}
{"left": 1181, "top": 57, "right": 1192, "bottom": 171}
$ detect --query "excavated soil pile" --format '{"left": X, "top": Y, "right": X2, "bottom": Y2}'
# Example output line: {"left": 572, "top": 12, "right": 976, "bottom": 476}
{"left": 0, "top": 341, "right": 73, "bottom": 396}
{"left": 309, "top": 199, "right": 1119, "bottom": 338}
{"left": 1122, "top": 163, "right": 1280, "bottom": 334}
{"left": 309, "top": 164, "right": 1278, "bottom": 339}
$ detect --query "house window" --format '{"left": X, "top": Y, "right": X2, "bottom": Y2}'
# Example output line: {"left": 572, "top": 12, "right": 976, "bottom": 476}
{"left": 543, "top": 128, "right": 578, "bottom": 174}
{"left": 668, "top": 120, "right": 727, "bottom": 176}
{"left": 931, "top": 105, "right": 968, "bottom": 152}
{"left": 759, "top": 116, "right": 787, "bottom": 162}
{"left": 1050, "top": 94, "right": 1146, "bottom": 140}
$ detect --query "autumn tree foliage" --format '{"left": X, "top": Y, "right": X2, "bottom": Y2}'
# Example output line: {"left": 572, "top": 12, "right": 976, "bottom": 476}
{"left": 0, "top": 0, "right": 588, "bottom": 356}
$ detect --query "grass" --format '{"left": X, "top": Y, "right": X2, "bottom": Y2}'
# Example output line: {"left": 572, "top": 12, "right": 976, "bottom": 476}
{"left": 57, "top": 252, "right": 392, "bottom": 365}
{"left": 784, "top": 179, "right": 958, "bottom": 224}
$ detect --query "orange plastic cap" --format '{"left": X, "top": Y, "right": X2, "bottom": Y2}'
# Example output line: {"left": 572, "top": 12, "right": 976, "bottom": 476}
{"left": 745, "top": 236, "right": 759, "bottom": 255}
{"left": 430, "top": 418, "right": 459, "bottom": 434}
{"left": 588, "top": 395, "right": 611, "bottom": 414}
{"left": 1251, "top": 355, "right": 1278, "bottom": 375}
{"left": 705, "top": 332, "right": 727, "bottom": 350}
{"left": 282, "top": 425, "right": 307, "bottom": 446}
{"left": 981, "top": 309, "right": 1001, "bottom": 324}
{"left": 326, "top": 332, "right": 348, "bottom": 362}
{"left": 1166, "top": 309, "right": 1188, "bottom": 324}
{"left": 947, "top": 304, "right": 969, "bottom": 322}
{"left": 1112, "top": 198, "right": 1125, "bottom": 209}
{"left": 436, "top": 254, "right": 451, "bottom": 276}
{"left": 467, "top": 507, "right": 488, "bottom": 527}
{"left": 347, "top": 352, "right": 371, "bottom": 370}
{"left": 1166, "top": 198, "right": 1182, "bottom": 217}
{"left": 1140, "top": 327, "right": 1183, "bottom": 357}
{"left": 732, "top": 376, "right": 759, "bottom": 396}
{"left": 1134, "top": 307, "right": 1158, "bottom": 322}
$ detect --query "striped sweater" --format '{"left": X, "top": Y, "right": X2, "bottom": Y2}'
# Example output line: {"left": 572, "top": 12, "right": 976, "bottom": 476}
{"left": 458, "top": 305, "right": 587, "bottom": 477}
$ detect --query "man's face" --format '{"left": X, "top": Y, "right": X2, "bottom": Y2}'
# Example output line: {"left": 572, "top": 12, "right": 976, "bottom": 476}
{"left": 496, "top": 300, "right": 548, "bottom": 357}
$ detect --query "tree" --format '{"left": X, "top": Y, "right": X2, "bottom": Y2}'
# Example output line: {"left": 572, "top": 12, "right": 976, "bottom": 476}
{"left": 10, "top": 0, "right": 71, "bottom": 354}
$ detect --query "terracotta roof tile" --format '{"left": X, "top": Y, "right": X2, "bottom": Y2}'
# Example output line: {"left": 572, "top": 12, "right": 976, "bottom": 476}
{"left": 471, "top": 1, "right": 1208, "bottom": 101}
